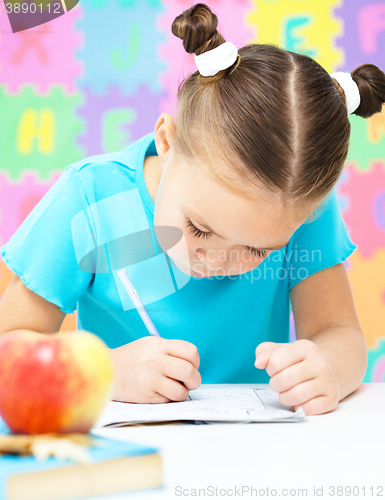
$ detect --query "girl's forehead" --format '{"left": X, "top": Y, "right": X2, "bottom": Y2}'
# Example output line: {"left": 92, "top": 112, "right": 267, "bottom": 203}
{"left": 168, "top": 148, "right": 318, "bottom": 224}
{"left": 170, "top": 152, "right": 284, "bottom": 211}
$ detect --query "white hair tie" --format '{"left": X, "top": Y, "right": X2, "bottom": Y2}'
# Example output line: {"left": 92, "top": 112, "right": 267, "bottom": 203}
{"left": 194, "top": 41, "right": 238, "bottom": 77}
{"left": 330, "top": 71, "right": 361, "bottom": 114}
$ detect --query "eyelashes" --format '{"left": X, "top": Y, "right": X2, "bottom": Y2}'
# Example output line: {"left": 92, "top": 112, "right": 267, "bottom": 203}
{"left": 185, "top": 217, "right": 269, "bottom": 259}
{"left": 245, "top": 247, "right": 269, "bottom": 259}
{"left": 186, "top": 217, "right": 212, "bottom": 240}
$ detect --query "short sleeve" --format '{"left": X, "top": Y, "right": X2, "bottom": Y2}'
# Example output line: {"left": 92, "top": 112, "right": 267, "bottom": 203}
{"left": 287, "top": 189, "right": 358, "bottom": 291}
{"left": 0, "top": 167, "right": 93, "bottom": 314}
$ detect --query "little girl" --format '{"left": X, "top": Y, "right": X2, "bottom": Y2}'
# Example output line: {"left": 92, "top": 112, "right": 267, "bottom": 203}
{"left": 1, "top": 4, "right": 385, "bottom": 415}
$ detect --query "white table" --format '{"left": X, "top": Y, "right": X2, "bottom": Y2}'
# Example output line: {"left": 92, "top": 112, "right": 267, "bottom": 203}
{"left": 91, "top": 383, "right": 385, "bottom": 499}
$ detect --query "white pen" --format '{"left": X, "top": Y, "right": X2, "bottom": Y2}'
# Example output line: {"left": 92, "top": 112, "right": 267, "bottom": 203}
{"left": 117, "top": 268, "right": 161, "bottom": 337}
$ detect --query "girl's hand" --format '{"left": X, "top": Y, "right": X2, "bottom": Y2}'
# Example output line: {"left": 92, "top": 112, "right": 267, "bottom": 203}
{"left": 254, "top": 339, "right": 340, "bottom": 415}
{"left": 109, "top": 336, "right": 201, "bottom": 404}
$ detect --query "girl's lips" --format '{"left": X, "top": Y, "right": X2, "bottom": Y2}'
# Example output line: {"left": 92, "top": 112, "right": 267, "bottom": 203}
{"left": 191, "top": 269, "right": 203, "bottom": 277}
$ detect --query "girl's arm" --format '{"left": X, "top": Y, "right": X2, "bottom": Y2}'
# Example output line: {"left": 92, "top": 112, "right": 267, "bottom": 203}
{"left": 0, "top": 274, "right": 66, "bottom": 336}
{"left": 290, "top": 262, "right": 367, "bottom": 400}
{"left": 0, "top": 275, "right": 202, "bottom": 404}
{"left": 255, "top": 263, "right": 368, "bottom": 415}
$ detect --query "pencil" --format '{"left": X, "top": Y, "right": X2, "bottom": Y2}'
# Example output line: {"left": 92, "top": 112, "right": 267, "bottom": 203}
{"left": 117, "top": 269, "right": 161, "bottom": 337}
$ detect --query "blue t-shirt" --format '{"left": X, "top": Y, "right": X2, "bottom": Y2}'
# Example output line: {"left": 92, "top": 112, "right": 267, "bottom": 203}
{"left": 0, "top": 132, "right": 357, "bottom": 383}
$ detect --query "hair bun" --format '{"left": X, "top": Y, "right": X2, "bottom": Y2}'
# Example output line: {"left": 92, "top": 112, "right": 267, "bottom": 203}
{"left": 351, "top": 63, "right": 385, "bottom": 118}
{"left": 171, "top": 3, "right": 225, "bottom": 56}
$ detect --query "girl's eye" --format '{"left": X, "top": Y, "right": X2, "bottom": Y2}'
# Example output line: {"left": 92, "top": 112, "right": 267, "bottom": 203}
{"left": 185, "top": 217, "right": 269, "bottom": 259}
{"left": 186, "top": 217, "right": 212, "bottom": 240}
{"left": 245, "top": 247, "right": 269, "bottom": 259}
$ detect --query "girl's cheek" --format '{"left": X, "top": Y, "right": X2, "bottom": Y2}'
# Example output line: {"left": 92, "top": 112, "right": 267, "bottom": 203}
{"left": 234, "top": 254, "right": 264, "bottom": 274}
{"left": 165, "top": 231, "right": 191, "bottom": 264}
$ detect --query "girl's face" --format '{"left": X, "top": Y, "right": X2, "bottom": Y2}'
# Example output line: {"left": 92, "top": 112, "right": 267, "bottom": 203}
{"left": 151, "top": 148, "right": 311, "bottom": 279}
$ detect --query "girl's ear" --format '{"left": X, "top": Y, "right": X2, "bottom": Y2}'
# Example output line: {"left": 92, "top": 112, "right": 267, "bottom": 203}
{"left": 154, "top": 113, "right": 176, "bottom": 163}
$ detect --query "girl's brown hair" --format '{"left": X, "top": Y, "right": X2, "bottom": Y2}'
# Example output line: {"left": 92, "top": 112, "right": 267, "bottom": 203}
{"left": 171, "top": 3, "right": 385, "bottom": 208}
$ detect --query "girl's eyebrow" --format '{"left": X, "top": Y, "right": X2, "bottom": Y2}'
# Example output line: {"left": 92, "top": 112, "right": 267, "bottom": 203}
{"left": 186, "top": 209, "right": 289, "bottom": 251}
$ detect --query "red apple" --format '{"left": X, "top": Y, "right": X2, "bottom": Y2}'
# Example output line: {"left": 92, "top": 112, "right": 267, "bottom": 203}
{"left": 0, "top": 329, "right": 114, "bottom": 434}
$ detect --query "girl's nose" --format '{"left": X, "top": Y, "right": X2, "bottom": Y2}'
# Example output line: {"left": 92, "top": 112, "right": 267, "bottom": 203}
{"left": 195, "top": 247, "right": 228, "bottom": 271}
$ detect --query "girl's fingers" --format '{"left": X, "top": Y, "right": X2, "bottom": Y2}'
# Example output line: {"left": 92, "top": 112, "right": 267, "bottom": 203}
{"left": 263, "top": 340, "right": 312, "bottom": 378}
{"left": 154, "top": 375, "right": 190, "bottom": 402}
{"left": 278, "top": 378, "right": 324, "bottom": 408}
{"left": 149, "top": 392, "right": 172, "bottom": 404}
{"left": 163, "top": 339, "right": 200, "bottom": 370}
{"left": 255, "top": 342, "right": 287, "bottom": 369}
{"left": 161, "top": 355, "right": 201, "bottom": 391}
{"left": 254, "top": 351, "right": 270, "bottom": 369}
{"left": 292, "top": 394, "right": 339, "bottom": 416}
{"left": 255, "top": 342, "right": 285, "bottom": 357}
{"left": 269, "top": 359, "right": 318, "bottom": 393}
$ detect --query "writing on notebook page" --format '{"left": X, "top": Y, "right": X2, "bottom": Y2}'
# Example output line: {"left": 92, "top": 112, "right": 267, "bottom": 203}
{"left": 94, "top": 386, "right": 307, "bottom": 427}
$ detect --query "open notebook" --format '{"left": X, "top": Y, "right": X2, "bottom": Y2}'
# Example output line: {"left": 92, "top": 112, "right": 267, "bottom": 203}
{"left": 94, "top": 386, "right": 307, "bottom": 427}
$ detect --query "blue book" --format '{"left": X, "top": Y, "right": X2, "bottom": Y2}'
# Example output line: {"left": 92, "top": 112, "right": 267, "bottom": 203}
{"left": 0, "top": 418, "right": 162, "bottom": 500}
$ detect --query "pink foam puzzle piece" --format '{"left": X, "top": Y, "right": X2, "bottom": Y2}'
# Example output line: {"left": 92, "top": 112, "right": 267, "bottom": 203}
{"left": 339, "top": 161, "right": 385, "bottom": 259}
{"left": 0, "top": 171, "right": 62, "bottom": 247}
{"left": 358, "top": 3, "right": 385, "bottom": 56}
{"left": 0, "top": 2, "right": 83, "bottom": 94}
